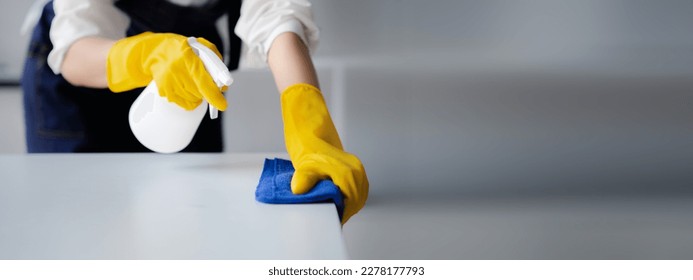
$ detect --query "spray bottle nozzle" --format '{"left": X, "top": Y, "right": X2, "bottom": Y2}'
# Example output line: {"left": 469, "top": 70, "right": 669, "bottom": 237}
{"left": 187, "top": 37, "right": 234, "bottom": 119}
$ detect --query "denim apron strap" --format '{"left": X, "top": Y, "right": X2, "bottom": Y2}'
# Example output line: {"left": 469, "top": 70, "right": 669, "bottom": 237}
{"left": 22, "top": 2, "right": 88, "bottom": 152}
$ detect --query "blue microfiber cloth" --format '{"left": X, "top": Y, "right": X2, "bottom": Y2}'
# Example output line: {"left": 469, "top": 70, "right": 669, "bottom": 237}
{"left": 255, "top": 158, "right": 345, "bottom": 220}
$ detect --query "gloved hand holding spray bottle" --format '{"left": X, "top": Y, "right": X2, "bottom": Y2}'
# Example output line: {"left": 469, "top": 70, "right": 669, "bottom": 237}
{"left": 107, "top": 33, "right": 232, "bottom": 153}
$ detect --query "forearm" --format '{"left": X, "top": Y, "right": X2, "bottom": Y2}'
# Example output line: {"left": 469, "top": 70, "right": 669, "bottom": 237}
{"left": 63, "top": 33, "right": 316, "bottom": 91}
{"left": 61, "top": 37, "right": 115, "bottom": 88}
{"left": 267, "top": 32, "right": 319, "bottom": 93}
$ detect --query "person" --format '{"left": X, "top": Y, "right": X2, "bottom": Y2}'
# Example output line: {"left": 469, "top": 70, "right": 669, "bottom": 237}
{"left": 21, "top": 0, "right": 367, "bottom": 223}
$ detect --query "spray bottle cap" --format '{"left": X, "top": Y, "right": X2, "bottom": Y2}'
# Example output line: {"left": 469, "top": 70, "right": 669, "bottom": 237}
{"left": 187, "top": 37, "right": 234, "bottom": 119}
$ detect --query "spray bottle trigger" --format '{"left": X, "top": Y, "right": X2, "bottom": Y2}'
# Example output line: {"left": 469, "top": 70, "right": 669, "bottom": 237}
{"left": 187, "top": 37, "right": 233, "bottom": 120}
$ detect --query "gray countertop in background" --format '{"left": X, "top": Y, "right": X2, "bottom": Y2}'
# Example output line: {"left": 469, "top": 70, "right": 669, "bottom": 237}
{"left": 344, "top": 191, "right": 693, "bottom": 259}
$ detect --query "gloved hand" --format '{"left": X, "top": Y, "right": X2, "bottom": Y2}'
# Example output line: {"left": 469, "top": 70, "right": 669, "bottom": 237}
{"left": 106, "top": 32, "right": 227, "bottom": 111}
{"left": 281, "top": 83, "right": 369, "bottom": 224}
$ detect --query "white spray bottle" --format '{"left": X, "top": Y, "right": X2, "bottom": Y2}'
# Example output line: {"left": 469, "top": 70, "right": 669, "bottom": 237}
{"left": 128, "top": 37, "right": 233, "bottom": 153}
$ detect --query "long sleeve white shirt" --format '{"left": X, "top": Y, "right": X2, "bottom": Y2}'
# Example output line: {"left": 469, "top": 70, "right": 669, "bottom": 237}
{"left": 47, "top": 0, "right": 319, "bottom": 74}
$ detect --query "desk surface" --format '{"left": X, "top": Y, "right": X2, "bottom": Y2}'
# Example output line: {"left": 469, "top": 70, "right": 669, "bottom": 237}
{"left": 0, "top": 153, "right": 346, "bottom": 259}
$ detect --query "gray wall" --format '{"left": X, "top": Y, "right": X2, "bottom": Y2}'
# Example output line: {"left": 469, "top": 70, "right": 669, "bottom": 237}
{"left": 0, "top": 0, "right": 33, "bottom": 80}
{"left": 0, "top": 88, "right": 25, "bottom": 153}
{"left": 307, "top": 0, "right": 693, "bottom": 196}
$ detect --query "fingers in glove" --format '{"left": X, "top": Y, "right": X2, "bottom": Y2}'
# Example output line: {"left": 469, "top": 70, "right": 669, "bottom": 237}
{"left": 291, "top": 168, "right": 326, "bottom": 194}
{"left": 158, "top": 75, "right": 202, "bottom": 110}
{"left": 293, "top": 154, "right": 368, "bottom": 224}
{"left": 189, "top": 58, "right": 227, "bottom": 111}
{"left": 163, "top": 87, "right": 200, "bottom": 110}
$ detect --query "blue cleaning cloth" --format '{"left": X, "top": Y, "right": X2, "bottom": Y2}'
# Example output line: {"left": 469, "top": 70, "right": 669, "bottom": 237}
{"left": 255, "top": 158, "right": 345, "bottom": 220}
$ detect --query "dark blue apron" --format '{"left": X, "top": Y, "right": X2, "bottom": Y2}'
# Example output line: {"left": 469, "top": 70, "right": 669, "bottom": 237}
{"left": 22, "top": 0, "right": 241, "bottom": 153}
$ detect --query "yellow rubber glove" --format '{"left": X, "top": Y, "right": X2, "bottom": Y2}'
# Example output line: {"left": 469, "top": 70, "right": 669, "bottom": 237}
{"left": 281, "top": 83, "right": 369, "bottom": 224}
{"left": 107, "top": 32, "right": 227, "bottom": 111}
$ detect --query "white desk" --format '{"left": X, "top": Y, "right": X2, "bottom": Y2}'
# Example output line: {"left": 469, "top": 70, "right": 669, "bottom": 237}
{"left": 0, "top": 153, "right": 346, "bottom": 259}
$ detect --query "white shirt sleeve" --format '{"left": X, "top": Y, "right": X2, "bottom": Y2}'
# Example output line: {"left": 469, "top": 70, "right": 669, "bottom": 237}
{"left": 48, "top": 0, "right": 130, "bottom": 74}
{"left": 234, "top": 0, "right": 319, "bottom": 66}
